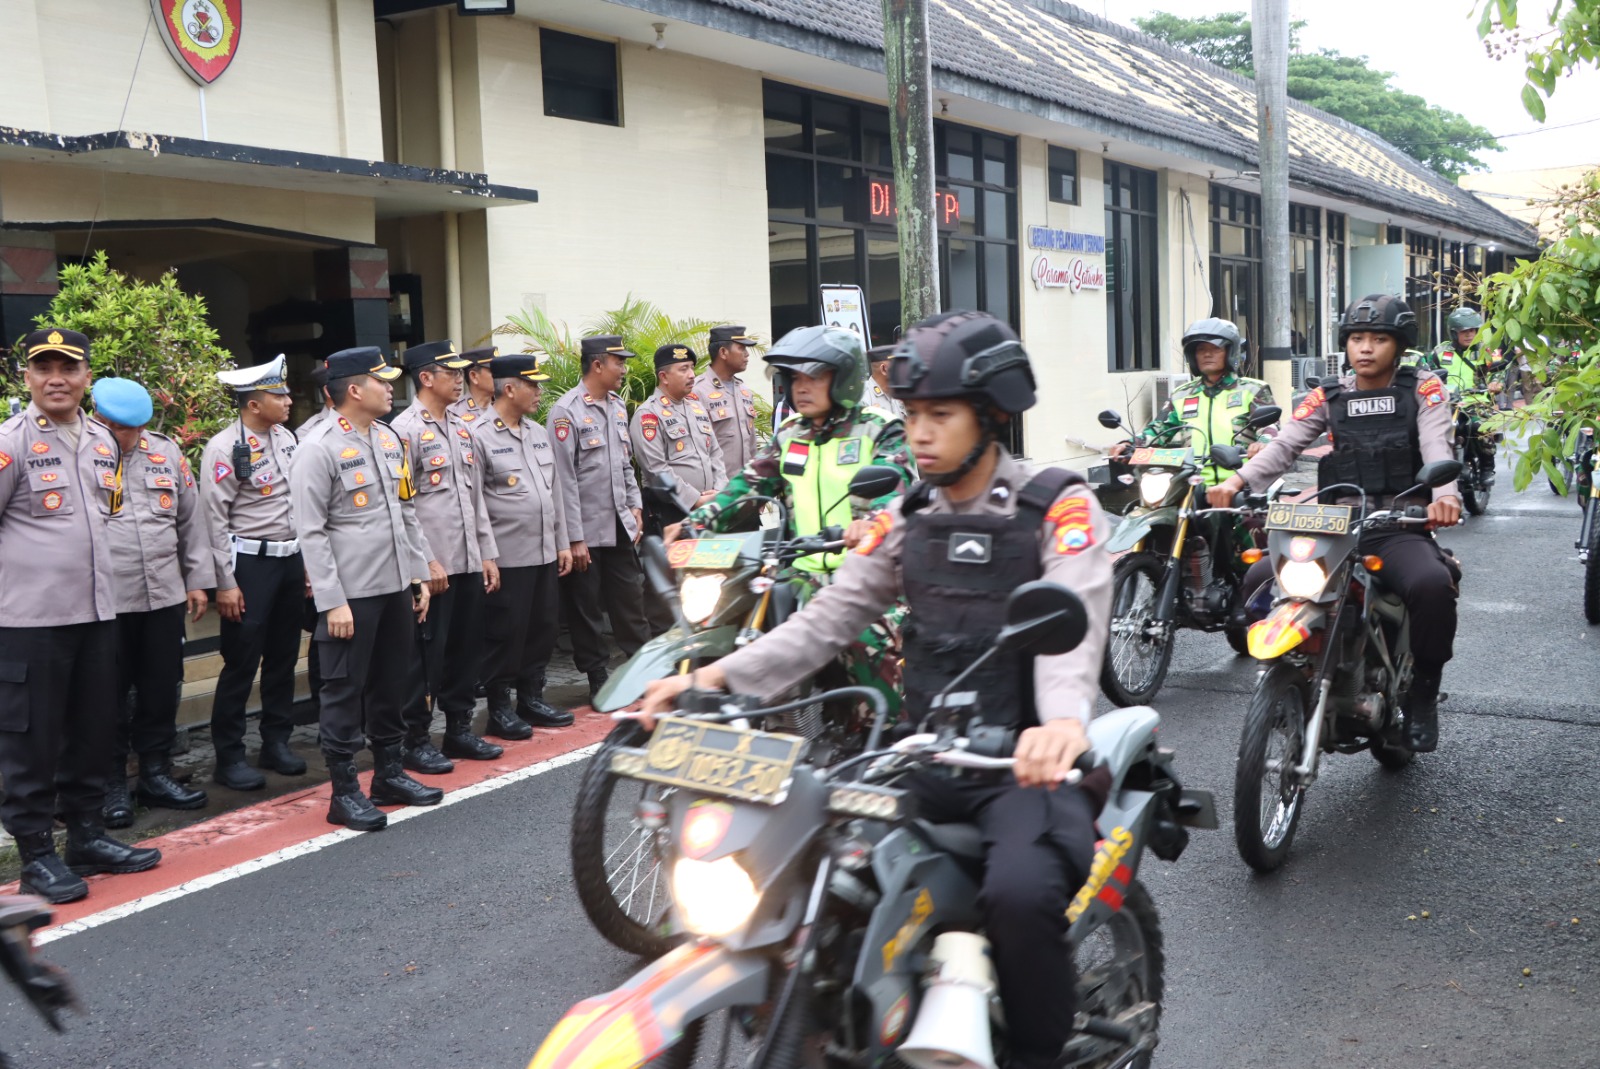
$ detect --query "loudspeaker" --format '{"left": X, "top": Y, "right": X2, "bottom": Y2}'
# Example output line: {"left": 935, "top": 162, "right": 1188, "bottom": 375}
{"left": 896, "top": 932, "right": 998, "bottom": 1069}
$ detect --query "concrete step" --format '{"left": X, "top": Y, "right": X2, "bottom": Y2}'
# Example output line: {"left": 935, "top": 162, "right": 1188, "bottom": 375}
{"left": 176, "top": 635, "right": 311, "bottom": 730}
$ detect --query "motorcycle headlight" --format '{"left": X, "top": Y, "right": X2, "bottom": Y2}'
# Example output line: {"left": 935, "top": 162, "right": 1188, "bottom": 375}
{"left": 678, "top": 573, "right": 726, "bottom": 625}
{"left": 671, "top": 855, "right": 760, "bottom": 937}
{"left": 1277, "top": 559, "right": 1328, "bottom": 599}
{"left": 1138, "top": 471, "right": 1175, "bottom": 507}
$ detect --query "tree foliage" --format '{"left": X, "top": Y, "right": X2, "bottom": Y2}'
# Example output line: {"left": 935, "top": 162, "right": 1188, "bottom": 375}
{"left": 493, "top": 295, "right": 773, "bottom": 436}
{"left": 1480, "top": 171, "right": 1600, "bottom": 491}
{"left": 1134, "top": 11, "right": 1504, "bottom": 179}
{"left": 1476, "top": 0, "right": 1600, "bottom": 120}
{"left": 24, "top": 251, "right": 234, "bottom": 462}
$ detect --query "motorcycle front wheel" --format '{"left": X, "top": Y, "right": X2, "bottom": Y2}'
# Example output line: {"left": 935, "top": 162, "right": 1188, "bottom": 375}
{"left": 570, "top": 721, "right": 676, "bottom": 958}
{"left": 1069, "top": 880, "right": 1165, "bottom": 1069}
{"left": 1584, "top": 514, "right": 1600, "bottom": 625}
{"left": 1463, "top": 447, "right": 1491, "bottom": 516}
{"left": 1101, "top": 553, "right": 1175, "bottom": 706}
{"left": 1234, "top": 664, "right": 1309, "bottom": 873}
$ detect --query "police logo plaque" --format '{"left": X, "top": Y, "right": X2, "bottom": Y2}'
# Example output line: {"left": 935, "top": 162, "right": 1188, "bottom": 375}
{"left": 152, "top": 0, "right": 243, "bottom": 86}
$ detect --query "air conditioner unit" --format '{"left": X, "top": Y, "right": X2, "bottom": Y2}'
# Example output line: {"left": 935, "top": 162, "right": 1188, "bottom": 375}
{"left": 1291, "top": 357, "right": 1322, "bottom": 390}
{"left": 1154, "top": 374, "right": 1189, "bottom": 414}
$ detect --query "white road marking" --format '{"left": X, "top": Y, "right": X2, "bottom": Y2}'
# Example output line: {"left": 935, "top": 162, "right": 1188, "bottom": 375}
{"left": 36, "top": 743, "right": 601, "bottom": 946}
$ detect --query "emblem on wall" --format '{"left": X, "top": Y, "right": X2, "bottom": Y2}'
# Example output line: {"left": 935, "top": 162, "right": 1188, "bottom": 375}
{"left": 152, "top": 0, "right": 242, "bottom": 85}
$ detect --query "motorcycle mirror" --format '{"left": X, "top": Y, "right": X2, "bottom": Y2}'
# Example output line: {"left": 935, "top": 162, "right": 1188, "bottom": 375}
{"left": 1097, "top": 409, "right": 1124, "bottom": 430}
{"left": 847, "top": 465, "right": 904, "bottom": 501}
{"left": 1245, "top": 405, "right": 1281, "bottom": 429}
{"left": 1416, "top": 459, "right": 1464, "bottom": 488}
{"left": 637, "top": 536, "right": 687, "bottom": 614}
{"left": 1209, "top": 444, "right": 1244, "bottom": 470}
{"left": 996, "top": 581, "right": 1088, "bottom": 656}
{"left": 643, "top": 472, "right": 693, "bottom": 523}
{"left": 1303, "top": 376, "right": 1321, "bottom": 390}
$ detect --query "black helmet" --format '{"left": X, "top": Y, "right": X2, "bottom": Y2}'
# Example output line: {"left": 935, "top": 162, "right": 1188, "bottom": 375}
{"left": 1338, "top": 293, "right": 1418, "bottom": 351}
{"left": 762, "top": 326, "right": 865, "bottom": 413}
{"left": 1180, "top": 317, "right": 1244, "bottom": 376}
{"left": 887, "top": 310, "right": 1036, "bottom": 413}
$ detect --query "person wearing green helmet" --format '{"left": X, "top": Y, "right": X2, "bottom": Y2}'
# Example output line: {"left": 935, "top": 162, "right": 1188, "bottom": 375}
{"left": 1432, "top": 305, "right": 1506, "bottom": 461}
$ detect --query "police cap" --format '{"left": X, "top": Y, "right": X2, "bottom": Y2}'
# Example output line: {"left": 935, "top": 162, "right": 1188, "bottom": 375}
{"left": 707, "top": 325, "right": 757, "bottom": 353}
{"left": 326, "top": 346, "right": 402, "bottom": 382}
{"left": 460, "top": 345, "right": 498, "bottom": 367}
{"left": 91, "top": 378, "right": 154, "bottom": 428}
{"left": 402, "top": 339, "right": 472, "bottom": 372}
{"left": 580, "top": 335, "right": 635, "bottom": 360}
{"left": 23, "top": 327, "right": 90, "bottom": 362}
{"left": 654, "top": 344, "right": 697, "bottom": 371}
{"left": 217, "top": 354, "right": 291, "bottom": 395}
{"left": 489, "top": 354, "right": 550, "bottom": 382}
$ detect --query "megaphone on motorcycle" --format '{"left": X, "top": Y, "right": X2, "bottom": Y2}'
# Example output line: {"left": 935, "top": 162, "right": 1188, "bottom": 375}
{"left": 897, "top": 932, "right": 999, "bottom": 1069}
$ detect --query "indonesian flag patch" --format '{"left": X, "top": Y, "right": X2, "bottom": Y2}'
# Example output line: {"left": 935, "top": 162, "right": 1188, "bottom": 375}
{"left": 1181, "top": 396, "right": 1200, "bottom": 418}
{"left": 782, "top": 440, "right": 811, "bottom": 475}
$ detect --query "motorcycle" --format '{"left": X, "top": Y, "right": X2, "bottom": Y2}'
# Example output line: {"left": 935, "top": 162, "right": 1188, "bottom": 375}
{"left": 1230, "top": 458, "right": 1463, "bottom": 872}
{"left": 1568, "top": 434, "right": 1600, "bottom": 625}
{"left": 571, "top": 467, "right": 906, "bottom": 958}
{"left": 1092, "top": 405, "right": 1282, "bottom": 706}
{"left": 0, "top": 895, "right": 78, "bottom": 1068}
{"left": 531, "top": 556, "right": 1217, "bottom": 1069}
{"left": 1450, "top": 393, "right": 1498, "bottom": 516}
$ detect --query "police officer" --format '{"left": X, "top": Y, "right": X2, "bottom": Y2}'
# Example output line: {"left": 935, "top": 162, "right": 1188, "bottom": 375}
{"left": 449, "top": 346, "right": 498, "bottom": 425}
{"left": 644, "top": 310, "right": 1112, "bottom": 1069}
{"left": 863, "top": 343, "right": 905, "bottom": 418}
{"left": 201, "top": 355, "right": 308, "bottom": 790}
{"left": 1114, "top": 317, "right": 1278, "bottom": 484}
{"left": 472, "top": 355, "right": 575, "bottom": 735}
{"left": 693, "top": 325, "right": 761, "bottom": 474}
{"left": 391, "top": 340, "right": 504, "bottom": 769}
{"left": 546, "top": 335, "right": 649, "bottom": 702}
{"left": 0, "top": 328, "right": 161, "bottom": 904}
{"left": 632, "top": 344, "right": 726, "bottom": 509}
{"left": 297, "top": 361, "right": 335, "bottom": 437}
{"left": 293, "top": 347, "right": 440, "bottom": 831}
{"left": 1211, "top": 294, "right": 1462, "bottom": 752}
{"left": 92, "top": 378, "right": 213, "bottom": 827}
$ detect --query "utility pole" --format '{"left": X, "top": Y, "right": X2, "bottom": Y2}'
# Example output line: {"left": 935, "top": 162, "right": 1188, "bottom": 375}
{"left": 882, "top": 0, "right": 940, "bottom": 325}
{"left": 1251, "top": 0, "right": 1292, "bottom": 401}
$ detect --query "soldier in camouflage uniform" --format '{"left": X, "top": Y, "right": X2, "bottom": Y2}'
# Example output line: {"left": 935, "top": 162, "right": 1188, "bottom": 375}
{"left": 672, "top": 326, "right": 916, "bottom": 705}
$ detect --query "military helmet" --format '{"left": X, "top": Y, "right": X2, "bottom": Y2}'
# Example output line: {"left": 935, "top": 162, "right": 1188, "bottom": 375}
{"left": 1180, "top": 317, "right": 1244, "bottom": 375}
{"left": 887, "top": 310, "right": 1036, "bottom": 414}
{"left": 1446, "top": 307, "right": 1484, "bottom": 334}
{"left": 1338, "top": 293, "right": 1418, "bottom": 351}
{"left": 762, "top": 325, "right": 865, "bottom": 412}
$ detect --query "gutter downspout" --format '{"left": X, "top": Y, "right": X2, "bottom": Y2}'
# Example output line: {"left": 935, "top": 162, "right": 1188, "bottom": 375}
{"left": 436, "top": 5, "right": 463, "bottom": 347}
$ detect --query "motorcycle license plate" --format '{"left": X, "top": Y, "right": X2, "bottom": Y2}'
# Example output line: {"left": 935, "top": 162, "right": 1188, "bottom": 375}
{"left": 634, "top": 716, "right": 805, "bottom": 804}
{"left": 666, "top": 537, "right": 743, "bottom": 570}
{"left": 1127, "top": 446, "right": 1192, "bottom": 467}
{"left": 1265, "top": 502, "right": 1353, "bottom": 535}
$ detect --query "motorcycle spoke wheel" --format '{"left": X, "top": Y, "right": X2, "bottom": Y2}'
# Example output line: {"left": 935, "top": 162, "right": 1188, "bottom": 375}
{"left": 1067, "top": 881, "right": 1165, "bottom": 1069}
{"left": 1233, "top": 665, "right": 1308, "bottom": 872}
{"left": 571, "top": 722, "right": 677, "bottom": 958}
{"left": 1584, "top": 513, "right": 1600, "bottom": 625}
{"left": 1100, "top": 554, "right": 1175, "bottom": 706}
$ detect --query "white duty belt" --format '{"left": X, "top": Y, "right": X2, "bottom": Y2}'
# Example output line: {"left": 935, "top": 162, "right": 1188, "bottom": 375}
{"left": 232, "top": 535, "right": 300, "bottom": 558}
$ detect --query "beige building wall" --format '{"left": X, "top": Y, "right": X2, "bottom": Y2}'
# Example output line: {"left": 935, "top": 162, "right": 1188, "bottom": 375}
{"left": 467, "top": 20, "right": 772, "bottom": 350}
{"left": 1459, "top": 165, "right": 1596, "bottom": 244}
{"left": 1, "top": 0, "right": 383, "bottom": 160}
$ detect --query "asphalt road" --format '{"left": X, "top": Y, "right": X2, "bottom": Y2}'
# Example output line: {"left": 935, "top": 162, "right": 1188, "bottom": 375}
{"left": 2, "top": 468, "right": 1597, "bottom": 1069}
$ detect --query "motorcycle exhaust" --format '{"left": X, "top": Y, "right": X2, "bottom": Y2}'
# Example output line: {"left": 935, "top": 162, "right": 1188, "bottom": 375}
{"left": 898, "top": 932, "right": 999, "bottom": 1069}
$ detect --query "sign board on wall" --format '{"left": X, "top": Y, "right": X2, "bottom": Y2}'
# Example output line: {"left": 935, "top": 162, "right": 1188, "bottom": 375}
{"left": 1025, "top": 226, "right": 1106, "bottom": 293}
{"left": 819, "top": 285, "right": 870, "bottom": 342}
{"left": 152, "top": 0, "right": 242, "bottom": 85}
{"left": 862, "top": 178, "right": 962, "bottom": 232}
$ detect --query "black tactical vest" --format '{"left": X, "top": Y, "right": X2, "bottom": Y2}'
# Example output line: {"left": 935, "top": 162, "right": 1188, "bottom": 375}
{"left": 900, "top": 468, "right": 1083, "bottom": 729}
{"left": 1316, "top": 366, "right": 1424, "bottom": 497}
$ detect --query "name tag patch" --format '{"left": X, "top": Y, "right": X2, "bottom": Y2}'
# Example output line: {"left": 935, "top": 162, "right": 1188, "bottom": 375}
{"left": 948, "top": 532, "right": 992, "bottom": 564}
{"left": 1346, "top": 397, "right": 1396, "bottom": 417}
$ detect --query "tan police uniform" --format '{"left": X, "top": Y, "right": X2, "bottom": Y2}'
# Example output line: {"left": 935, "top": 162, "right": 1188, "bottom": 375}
{"left": 863, "top": 379, "right": 906, "bottom": 420}
{"left": 693, "top": 370, "right": 759, "bottom": 473}
{"left": 631, "top": 387, "right": 727, "bottom": 500}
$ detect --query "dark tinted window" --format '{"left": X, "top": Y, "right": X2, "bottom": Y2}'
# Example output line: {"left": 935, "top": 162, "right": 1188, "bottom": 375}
{"left": 1048, "top": 146, "right": 1077, "bottom": 204}
{"left": 541, "top": 29, "right": 619, "bottom": 126}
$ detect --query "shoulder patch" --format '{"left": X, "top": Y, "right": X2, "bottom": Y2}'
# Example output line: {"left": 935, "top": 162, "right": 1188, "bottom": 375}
{"left": 554, "top": 418, "right": 571, "bottom": 442}
{"left": 0, "top": 451, "right": 10, "bottom": 472}
{"left": 855, "top": 510, "right": 895, "bottom": 556}
{"left": 213, "top": 461, "right": 233, "bottom": 483}
{"left": 1419, "top": 377, "right": 1445, "bottom": 408}
{"left": 1292, "top": 387, "right": 1325, "bottom": 421}
{"left": 640, "top": 412, "right": 659, "bottom": 442}
{"left": 1045, "top": 495, "right": 1095, "bottom": 555}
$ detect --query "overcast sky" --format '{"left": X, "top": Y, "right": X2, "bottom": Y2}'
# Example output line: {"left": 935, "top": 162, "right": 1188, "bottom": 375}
{"left": 1101, "top": 0, "right": 1600, "bottom": 174}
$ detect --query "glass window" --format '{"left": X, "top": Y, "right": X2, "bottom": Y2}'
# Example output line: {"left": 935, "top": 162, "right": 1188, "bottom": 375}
{"left": 769, "top": 222, "right": 811, "bottom": 340}
{"left": 763, "top": 85, "right": 805, "bottom": 152}
{"left": 766, "top": 154, "right": 812, "bottom": 218}
{"left": 944, "top": 127, "right": 976, "bottom": 181}
{"left": 815, "top": 162, "right": 861, "bottom": 224}
{"left": 866, "top": 235, "right": 902, "bottom": 346}
{"left": 984, "top": 243, "right": 1014, "bottom": 320}
{"left": 813, "top": 99, "right": 855, "bottom": 160}
{"left": 540, "top": 30, "right": 620, "bottom": 126}
{"left": 982, "top": 137, "right": 1010, "bottom": 186}
{"left": 1048, "top": 146, "right": 1077, "bottom": 204}
{"left": 862, "top": 109, "right": 893, "bottom": 168}
{"left": 946, "top": 238, "right": 980, "bottom": 312}
{"left": 817, "top": 227, "right": 859, "bottom": 287}
{"left": 1105, "top": 162, "right": 1159, "bottom": 372}
{"left": 981, "top": 189, "right": 1013, "bottom": 240}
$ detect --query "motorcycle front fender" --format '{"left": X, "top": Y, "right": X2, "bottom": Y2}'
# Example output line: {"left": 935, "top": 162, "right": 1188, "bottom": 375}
{"left": 1246, "top": 600, "right": 1326, "bottom": 660}
{"left": 593, "top": 626, "right": 740, "bottom": 711}
{"left": 528, "top": 943, "right": 770, "bottom": 1069}
{"left": 1106, "top": 506, "right": 1178, "bottom": 554}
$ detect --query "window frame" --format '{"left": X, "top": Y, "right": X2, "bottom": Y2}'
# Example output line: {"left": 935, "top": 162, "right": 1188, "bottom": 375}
{"left": 1104, "top": 161, "right": 1161, "bottom": 373}
{"left": 539, "top": 28, "right": 621, "bottom": 127}
{"left": 1047, "top": 145, "right": 1079, "bottom": 206}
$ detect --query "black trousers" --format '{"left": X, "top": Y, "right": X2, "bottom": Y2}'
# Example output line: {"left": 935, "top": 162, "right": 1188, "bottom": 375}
{"left": 402, "top": 571, "right": 485, "bottom": 735}
{"left": 560, "top": 518, "right": 650, "bottom": 674}
{"left": 1243, "top": 528, "right": 1459, "bottom": 668}
{"left": 908, "top": 771, "right": 1095, "bottom": 1067}
{"left": 0, "top": 621, "right": 118, "bottom": 836}
{"left": 112, "top": 604, "right": 188, "bottom": 773}
{"left": 315, "top": 590, "right": 415, "bottom": 759}
{"left": 485, "top": 563, "right": 559, "bottom": 699}
{"left": 211, "top": 552, "right": 305, "bottom": 764}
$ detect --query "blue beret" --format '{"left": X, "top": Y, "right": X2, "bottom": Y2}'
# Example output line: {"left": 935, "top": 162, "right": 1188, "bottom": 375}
{"left": 92, "top": 378, "right": 154, "bottom": 428}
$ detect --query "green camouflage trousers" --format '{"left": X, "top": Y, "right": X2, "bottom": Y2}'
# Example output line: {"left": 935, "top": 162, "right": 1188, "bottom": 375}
{"left": 792, "top": 570, "right": 907, "bottom": 722}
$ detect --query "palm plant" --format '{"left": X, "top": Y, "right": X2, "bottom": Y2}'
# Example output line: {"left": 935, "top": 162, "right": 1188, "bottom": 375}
{"left": 494, "top": 295, "right": 771, "bottom": 432}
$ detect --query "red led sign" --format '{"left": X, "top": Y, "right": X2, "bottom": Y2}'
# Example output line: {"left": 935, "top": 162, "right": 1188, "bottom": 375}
{"left": 866, "top": 178, "right": 961, "bottom": 231}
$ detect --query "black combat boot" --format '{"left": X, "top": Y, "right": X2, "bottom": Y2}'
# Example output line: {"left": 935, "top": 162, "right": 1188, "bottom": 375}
{"left": 518, "top": 695, "right": 574, "bottom": 729}
{"left": 214, "top": 758, "right": 266, "bottom": 791}
{"left": 402, "top": 734, "right": 455, "bottom": 775}
{"left": 368, "top": 743, "right": 444, "bottom": 807}
{"left": 325, "top": 753, "right": 386, "bottom": 831}
{"left": 441, "top": 710, "right": 503, "bottom": 761}
{"left": 587, "top": 668, "right": 609, "bottom": 706}
{"left": 484, "top": 682, "right": 533, "bottom": 741}
{"left": 102, "top": 778, "right": 135, "bottom": 829}
{"left": 135, "top": 757, "right": 208, "bottom": 811}
{"left": 16, "top": 832, "right": 88, "bottom": 904}
{"left": 258, "top": 737, "right": 308, "bottom": 776}
{"left": 62, "top": 816, "right": 161, "bottom": 877}
{"left": 1405, "top": 668, "right": 1443, "bottom": 753}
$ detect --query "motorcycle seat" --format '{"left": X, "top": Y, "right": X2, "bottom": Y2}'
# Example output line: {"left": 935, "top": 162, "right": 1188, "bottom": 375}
{"left": 916, "top": 820, "right": 985, "bottom": 863}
